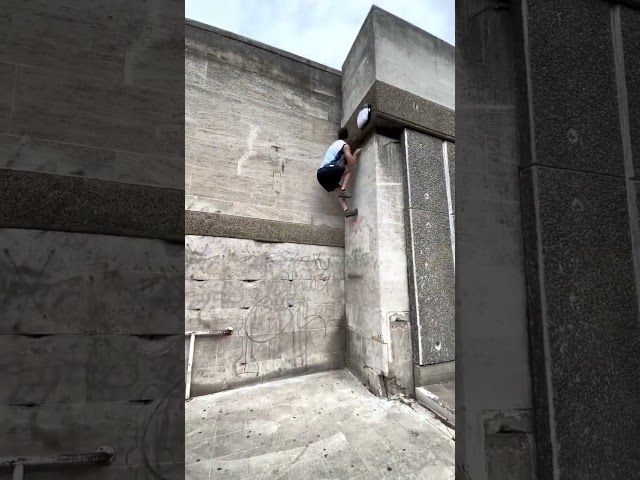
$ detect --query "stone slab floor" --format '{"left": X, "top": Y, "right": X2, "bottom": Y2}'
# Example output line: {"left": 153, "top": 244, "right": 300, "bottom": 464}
{"left": 186, "top": 369, "right": 454, "bottom": 480}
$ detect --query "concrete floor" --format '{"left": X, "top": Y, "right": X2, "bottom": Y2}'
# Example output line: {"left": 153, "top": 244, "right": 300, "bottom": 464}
{"left": 186, "top": 369, "right": 454, "bottom": 480}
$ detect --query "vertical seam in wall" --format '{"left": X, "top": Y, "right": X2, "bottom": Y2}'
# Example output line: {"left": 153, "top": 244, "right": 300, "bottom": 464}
{"left": 442, "top": 141, "right": 455, "bottom": 270}
{"left": 521, "top": 2, "right": 558, "bottom": 478}
{"left": 8, "top": 64, "right": 18, "bottom": 132}
{"left": 374, "top": 136, "right": 390, "bottom": 348}
{"left": 404, "top": 131, "right": 423, "bottom": 363}
{"left": 611, "top": 5, "right": 640, "bottom": 318}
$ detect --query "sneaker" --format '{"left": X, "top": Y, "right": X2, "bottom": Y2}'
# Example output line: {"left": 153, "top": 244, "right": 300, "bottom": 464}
{"left": 344, "top": 209, "right": 358, "bottom": 218}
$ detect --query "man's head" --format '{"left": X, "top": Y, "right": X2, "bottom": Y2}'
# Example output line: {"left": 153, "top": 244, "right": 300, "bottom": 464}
{"left": 338, "top": 128, "right": 348, "bottom": 140}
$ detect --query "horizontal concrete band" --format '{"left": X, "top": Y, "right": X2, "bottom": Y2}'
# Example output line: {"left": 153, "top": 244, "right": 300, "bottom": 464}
{"left": 342, "top": 80, "right": 455, "bottom": 149}
{"left": 0, "top": 169, "right": 184, "bottom": 241}
{"left": 185, "top": 210, "right": 345, "bottom": 247}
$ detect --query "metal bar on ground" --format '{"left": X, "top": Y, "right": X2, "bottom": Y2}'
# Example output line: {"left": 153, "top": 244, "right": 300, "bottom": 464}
{"left": 1, "top": 447, "right": 115, "bottom": 480}
{"left": 184, "top": 328, "right": 234, "bottom": 336}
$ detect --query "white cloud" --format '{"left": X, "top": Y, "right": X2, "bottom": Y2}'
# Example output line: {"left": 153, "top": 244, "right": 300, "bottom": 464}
{"left": 186, "top": 0, "right": 454, "bottom": 70}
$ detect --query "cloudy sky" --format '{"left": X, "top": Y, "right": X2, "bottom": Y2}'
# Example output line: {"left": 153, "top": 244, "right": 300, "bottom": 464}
{"left": 185, "top": 0, "right": 454, "bottom": 70}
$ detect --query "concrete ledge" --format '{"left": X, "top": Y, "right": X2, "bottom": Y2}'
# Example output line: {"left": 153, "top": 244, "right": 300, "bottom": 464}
{"left": 0, "top": 169, "right": 184, "bottom": 241}
{"left": 185, "top": 210, "right": 345, "bottom": 247}
{"left": 414, "top": 361, "right": 455, "bottom": 387}
{"left": 342, "top": 80, "right": 455, "bottom": 150}
{"left": 416, "top": 384, "right": 455, "bottom": 428}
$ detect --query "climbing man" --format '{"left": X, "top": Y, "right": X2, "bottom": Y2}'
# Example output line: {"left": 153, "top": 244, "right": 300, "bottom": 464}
{"left": 316, "top": 127, "right": 361, "bottom": 217}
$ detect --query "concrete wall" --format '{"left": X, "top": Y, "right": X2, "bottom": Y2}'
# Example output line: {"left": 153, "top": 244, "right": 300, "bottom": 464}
{"left": 344, "top": 134, "right": 413, "bottom": 396}
{"left": 1, "top": 230, "right": 183, "bottom": 480}
{"left": 186, "top": 236, "right": 345, "bottom": 395}
{"left": 184, "top": 22, "right": 348, "bottom": 395}
{"left": 185, "top": 21, "right": 344, "bottom": 229}
{"left": 373, "top": 7, "right": 455, "bottom": 112}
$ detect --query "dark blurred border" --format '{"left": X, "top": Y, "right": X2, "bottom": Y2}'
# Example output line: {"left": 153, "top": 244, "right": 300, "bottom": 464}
{"left": 0, "top": 2, "right": 185, "bottom": 479}
{"left": 457, "top": 0, "right": 640, "bottom": 478}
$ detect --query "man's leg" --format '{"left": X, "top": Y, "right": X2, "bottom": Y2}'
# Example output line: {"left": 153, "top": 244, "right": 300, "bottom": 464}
{"left": 339, "top": 148, "right": 361, "bottom": 193}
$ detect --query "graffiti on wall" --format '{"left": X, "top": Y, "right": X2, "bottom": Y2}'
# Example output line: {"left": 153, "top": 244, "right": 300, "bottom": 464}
{"left": 185, "top": 239, "right": 344, "bottom": 381}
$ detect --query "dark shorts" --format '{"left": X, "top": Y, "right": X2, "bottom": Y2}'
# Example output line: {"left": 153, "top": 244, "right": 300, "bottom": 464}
{"left": 317, "top": 165, "right": 345, "bottom": 192}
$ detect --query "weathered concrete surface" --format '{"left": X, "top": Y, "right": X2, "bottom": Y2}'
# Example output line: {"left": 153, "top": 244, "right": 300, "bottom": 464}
{"left": 185, "top": 21, "right": 344, "bottom": 230}
{"left": 456, "top": 2, "right": 534, "bottom": 479}
{"left": 185, "top": 210, "right": 344, "bottom": 247}
{"left": 402, "top": 130, "right": 455, "bottom": 367}
{"left": 0, "top": 1, "right": 182, "bottom": 187}
{"left": 514, "top": 2, "right": 640, "bottom": 477}
{"left": 186, "top": 236, "right": 345, "bottom": 395}
{"left": 0, "top": 229, "right": 184, "bottom": 474}
{"left": 414, "top": 361, "right": 455, "bottom": 387}
{"left": 344, "top": 134, "right": 413, "bottom": 396}
{"left": 186, "top": 369, "right": 454, "bottom": 479}
{"left": 0, "top": 169, "right": 183, "bottom": 241}
{"left": 415, "top": 381, "right": 455, "bottom": 428}
{"left": 341, "top": 6, "right": 455, "bottom": 126}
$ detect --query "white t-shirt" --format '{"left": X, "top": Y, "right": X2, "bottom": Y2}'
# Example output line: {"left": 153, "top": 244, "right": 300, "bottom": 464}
{"left": 320, "top": 140, "right": 346, "bottom": 168}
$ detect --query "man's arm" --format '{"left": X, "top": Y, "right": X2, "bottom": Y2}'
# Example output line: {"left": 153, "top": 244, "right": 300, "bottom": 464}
{"left": 343, "top": 144, "right": 361, "bottom": 165}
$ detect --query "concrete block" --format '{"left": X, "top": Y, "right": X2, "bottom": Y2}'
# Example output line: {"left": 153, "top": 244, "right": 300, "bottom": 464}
{"left": 185, "top": 308, "right": 246, "bottom": 333}
{"left": 0, "top": 134, "right": 117, "bottom": 180}
{"left": 0, "top": 1, "right": 128, "bottom": 81}
{"left": 376, "top": 136, "right": 405, "bottom": 184}
{"left": 0, "top": 334, "right": 182, "bottom": 404}
{"left": 124, "top": 4, "right": 184, "bottom": 94}
{"left": 114, "top": 151, "right": 184, "bottom": 189}
{"left": 372, "top": 7, "right": 454, "bottom": 111}
{"left": 186, "top": 49, "right": 208, "bottom": 87}
{"left": 11, "top": 66, "right": 182, "bottom": 156}
{"left": 406, "top": 209, "right": 455, "bottom": 365}
{"left": 220, "top": 278, "right": 344, "bottom": 309}
{"left": 340, "top": 6, "right": 454, "bottom": 123}
{"left": 86, "top": 335, "right": 183, "bottom": 401}
{"left": 0, "top": 399, "right": 183, "bottom": 468}
{"left": 521, "top": 166, "right": 640, "bottom": 478}
{"left": 413, "top": 361, "right": 455, "bottom": 387}
{"left": 185, "top": 195, "right": 234, "bottom": 214}
{"left": 376, "top": 183, "right": 405, "bottom": 225}
{"left": 387, "top": 313, "right": 414, "bottom": 396}
{"left": 185, "top": 279, "right": 223, "bottom": 310}
{"left": 0, "top": 229, "right": 183, "bottom": 334}
{"left": 378, "top": 250, "right": 410, "bottom": 314}
{"left": 403, "top": 130, "right": 448, "bottom": 213}
{"left": 485, "top": 433, "right": 535, "bottom": 480}
{"left": 341, "top": 13, "right": 376, "bottom": 126}
{"left": 519, "top": 0, "right": 623, "bottom": 176}
{"left": 305, "top": 328, "right": 346, "bottom": 356}
{"left": 363, "top": 336, "right": 389, "bottom": 376}
{"left": 189, "top": 168, "right": 275, "bottom": 207}
{"left": 0, "top": 335, "right": 89, "bottom": 404}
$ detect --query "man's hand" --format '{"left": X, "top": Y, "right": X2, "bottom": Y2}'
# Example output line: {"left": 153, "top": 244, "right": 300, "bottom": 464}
{"left": 354, "top": 148, "right": 362, "bottom": 157}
